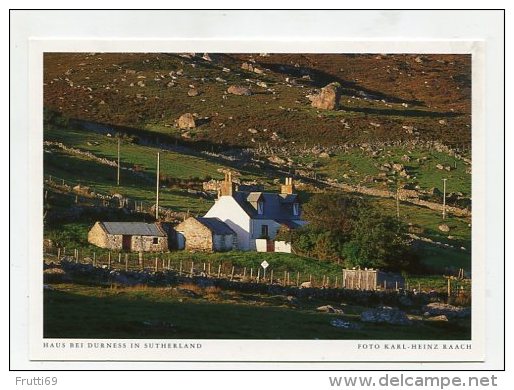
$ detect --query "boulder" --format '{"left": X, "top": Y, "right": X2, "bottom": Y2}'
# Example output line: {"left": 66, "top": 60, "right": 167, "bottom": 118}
{"left": 360, "top": 306, "right": 411, "bottom": 326}
{"left": 438, "top": 224, "right": 450, "bottom": 233}
{"left": 309, "top": 82, "right": 341, "bottom": 110}
{"left": 300, "top": 281, "right": 312, "bottom": 288}
{"left": 227, "top": 85, "right": 252, "bottom": 96}
{"left": 425, "top": 315, "right": 449, "bottom": 322}
{"left": 177, "top": 113, "right": 196, "bottom": 129}
{"left": 187, "top": 88, "right": 199, "bottom": 97}
{"left": 422, "top": 302, "right": 470, "bottom": 319}
{"left": 317, "top": 305, "right": 343, "bottom": 314}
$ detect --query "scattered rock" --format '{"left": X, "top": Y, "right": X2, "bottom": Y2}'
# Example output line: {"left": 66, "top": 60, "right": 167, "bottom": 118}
{"left": 268, "top": 155, "right": 286, "bottom": 165}
{"left": 330, "top": 319, "right": 361, "bottom": 329}
{"left": 423, "top": 302, "right": 470, "bottom": 319}
{"left": 187, "top": 88, "right": 199, "bottom": 97}
{"left": 360, "top": 306, "right": 411, "bottom": 325}
{"left": 436, "top": 163, "right": 445, "bottom": 170}
{"left": 317, "top": 305, "right": 344, "bottom": 314}
{"left": 425, "top": 315, "right": 449, "bottom": 322}
{"left": 300, "top": 281, "right": 312, "bottom": 288}
{"left": 177, "top": 113, "right": 196, "bottom": 129}
{"left": 438, "top": 224, "right": 450, "bottom": 233}
{"left": 309, "top": 82, "right": 341, "bottom": 110}
{"left": 227, "top": 85, "right": 252, "bottom": 96}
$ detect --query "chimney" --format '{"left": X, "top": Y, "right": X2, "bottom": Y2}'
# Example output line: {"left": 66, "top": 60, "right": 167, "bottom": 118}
{"left": 280, "top": 177, "right": 294, "bottom": 194}
{"left": 219, "top": 171, "right": 236, "bottom": 197}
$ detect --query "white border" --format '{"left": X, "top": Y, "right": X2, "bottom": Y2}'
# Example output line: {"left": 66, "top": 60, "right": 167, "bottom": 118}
{"left": 10, "top": 10, "right": 504, "bottom": 371}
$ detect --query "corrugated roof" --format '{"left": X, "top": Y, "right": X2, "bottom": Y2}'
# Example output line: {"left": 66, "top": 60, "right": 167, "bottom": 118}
{"left": 196, "top": 217, "right": 236, "bottom": 235}
{"left": 101, "top": 222, "right": 166, "bottom": 236}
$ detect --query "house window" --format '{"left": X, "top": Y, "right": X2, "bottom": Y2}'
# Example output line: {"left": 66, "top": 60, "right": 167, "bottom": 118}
{"left": 261, "top": 224, "right": 269, "bottom": 238}
{"left": 293, "top": 202, "right": 300, "bottom": 216}
{"left": 257, "top": 200, "right": 264, "bottom": 215}
{"left": 152, "top": 237, "right": 159, "bottom": 245}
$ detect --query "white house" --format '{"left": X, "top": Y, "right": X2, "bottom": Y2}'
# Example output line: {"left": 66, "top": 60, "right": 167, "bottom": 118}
{"left": 204, "top": 172, "right": 306, "bottom": 251}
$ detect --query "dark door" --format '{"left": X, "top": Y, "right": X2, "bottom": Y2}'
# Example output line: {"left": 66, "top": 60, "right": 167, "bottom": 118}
{"left": 122, "top": 235, "right": 132, "bottom": 251}
{"left": 266, "top": 239, "right": 275, "bottom": 252}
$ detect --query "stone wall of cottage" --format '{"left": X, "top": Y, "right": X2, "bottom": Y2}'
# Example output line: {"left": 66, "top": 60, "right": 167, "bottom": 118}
{"left": 87, "top": 222, "right": 111, "bottom": 248}
{"left": 176, "top": 218, "right": 214, "bottom": 252}
{"left": 131, "top": 235, "right": 168, "bottom": 252}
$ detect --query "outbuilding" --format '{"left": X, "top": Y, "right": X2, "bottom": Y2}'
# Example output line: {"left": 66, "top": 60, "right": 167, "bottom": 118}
{"left": 175, "top": 217, "right": 237, "bottom": 252}
{"left": 88, "top": 221, "right": 168, "bottom": 252}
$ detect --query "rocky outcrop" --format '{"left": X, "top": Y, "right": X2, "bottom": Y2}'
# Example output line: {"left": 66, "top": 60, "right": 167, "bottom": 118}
{"left": 177, "top": 113, "right": 196, "bottom": 129}
{"left": 309, "top": 82, "right": 341, "bottom": 110}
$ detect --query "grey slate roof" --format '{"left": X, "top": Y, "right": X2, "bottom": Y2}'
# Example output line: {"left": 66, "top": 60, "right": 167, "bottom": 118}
{"left": 101, "top": 222, "right": 166, "bottom": 237}
{"left": 232, "top": 191, "right": 301, "bottom": 221}
{"left": 196, "top": 217, "right": 236, "bottom": 235}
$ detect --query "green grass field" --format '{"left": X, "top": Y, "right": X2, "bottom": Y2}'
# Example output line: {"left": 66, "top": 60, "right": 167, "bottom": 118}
{"left": 44, "top": 284, "right": 471, "bottom": 340}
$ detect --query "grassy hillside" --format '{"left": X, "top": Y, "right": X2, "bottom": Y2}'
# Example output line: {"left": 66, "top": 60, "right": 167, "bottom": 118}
{"left": 44, "top": 53, "right": 471, "bottom": 148}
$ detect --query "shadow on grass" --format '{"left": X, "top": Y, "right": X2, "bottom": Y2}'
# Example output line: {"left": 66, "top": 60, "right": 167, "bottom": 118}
{"left": 44, "top": 287, "right": 471, "bottom": 340}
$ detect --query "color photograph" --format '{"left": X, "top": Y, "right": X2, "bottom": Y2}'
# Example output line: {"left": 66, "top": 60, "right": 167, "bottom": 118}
{"left": 42, "top": 52, "right": 472, "bottom": 341}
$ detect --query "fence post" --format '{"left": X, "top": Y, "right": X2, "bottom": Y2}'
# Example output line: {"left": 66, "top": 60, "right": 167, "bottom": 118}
{"left": 208, "top": 262, "right": 211, "bottom": 276}
{"left": 257, "top": 268, "right": 261, "bottom": 283}
{"left": 335, "top": 276, "right": 338, "bottom": 289}
{"left": 93, "top": 252, "right": 96, "bottom": 267}
{"left": 108, "top": 252, "right": 111, "bottom": 269}
{"left": 118, "top": 253, "right": 121, "bottom": 264}
{"left": 203, "top": 262, "right": 206, "bottom": 273}
{"left": 243, "top": 267, "right": 246, "bottom": 279}
{"left": 327, "top": 276, "right": 330, "bottom": 288}
{"left": 190, "top": 261, "right": 194, "bottom": 276}
{"left": 155, "top": 257, "right": 158, "bottom": 272}
{"left": 217, "top": 264, "right": 221, "bottom": 278}
{"left": 63, "top": 247, "right": 66, "bottom": 256}
{"left": 296, "top": 271, "right": 300, "bottom": 287}
{"left": 230, "top": 266, "right": 235, "bottom": 281}
{"left": 125, "top": 254, "right": 128, "bottom": 271}
{"left": 447, "top": 278, "right": 451, "bottom": 299}
{"left": 57, "top": 248, "right": 61, "bottom": 261}
{"left": 179, "top": 260, "right": 183, "bottom": 275}
{"left": 250, "top": 268, "right": 253, "bottom": 280}
{"left": 270, "top": 269, "right": 273, "bottom": 284}
{"left": 383, "top": 280, "right": 387, "bottom": 291}
{"left": 395, "top": 281, "right": 398, "bottom": 291}
{"left": 124, "top": 253, "right": 128, "bottom": 268}
{"left": 418, "top": 281, "right": 421, "bottom": 292}
{"left": 167, "top": 257, "right": 171, "bottom": 271}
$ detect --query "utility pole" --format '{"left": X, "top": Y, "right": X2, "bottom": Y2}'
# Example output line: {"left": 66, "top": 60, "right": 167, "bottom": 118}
{"left": 442, "top": 178, "right": 447, "bottom": 220}
{"left": 117, "top": 137, "right": 120, "bottom": 186}
{"left": 155, "top": 152, "right": 160, "bottom": 220}
{"left": 396, "top": 185, "right": 400, "bottom": 220}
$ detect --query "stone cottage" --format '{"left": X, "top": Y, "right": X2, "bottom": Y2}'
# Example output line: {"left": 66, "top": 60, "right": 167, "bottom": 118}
{"left": 174, "top": 217, "right": 237, "bottom": 252}
{"left": 88, "top": 222, "right": 168, "bottom": 252}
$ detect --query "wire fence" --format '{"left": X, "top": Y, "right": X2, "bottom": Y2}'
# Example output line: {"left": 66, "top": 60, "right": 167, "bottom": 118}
{"left": 43, "top": 246, "right": 471, "bottom": 295}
